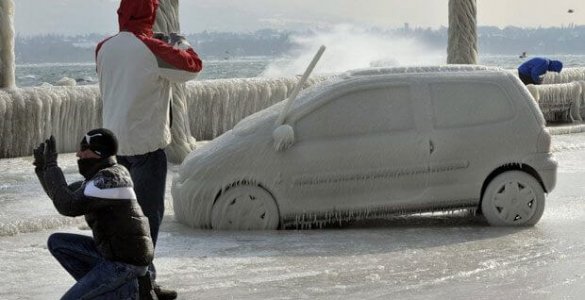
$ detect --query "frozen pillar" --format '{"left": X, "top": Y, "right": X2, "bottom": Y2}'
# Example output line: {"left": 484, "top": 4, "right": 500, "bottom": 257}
{"left": 447, "top": 0, "right": 478, "bottom": 64}
{"left": 0, "top": 0, "right": 16, "bottom": 89}
{"left": 155, "top": 0, "right": 197, "bottom": 163}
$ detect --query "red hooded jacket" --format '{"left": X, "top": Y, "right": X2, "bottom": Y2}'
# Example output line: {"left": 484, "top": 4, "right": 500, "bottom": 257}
{"left": 97, "top": 0, "right": 202, "bottom": 73}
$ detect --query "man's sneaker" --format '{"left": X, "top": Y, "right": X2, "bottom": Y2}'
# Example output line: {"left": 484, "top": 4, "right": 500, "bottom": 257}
{"left": 154, "top": 283, "right": 177, "bottom": 300}
{"left": 138, "top": 275, "right": 158, "bottom": 300}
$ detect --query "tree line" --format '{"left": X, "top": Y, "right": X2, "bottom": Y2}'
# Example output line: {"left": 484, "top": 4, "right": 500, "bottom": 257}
{"left": 14, "top": 26, "right": 585, "bottom": 64}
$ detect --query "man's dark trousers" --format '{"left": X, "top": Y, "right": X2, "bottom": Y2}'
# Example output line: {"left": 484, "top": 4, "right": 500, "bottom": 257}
{"left": 118, "top": 148, "right": 167, "bottom": 279}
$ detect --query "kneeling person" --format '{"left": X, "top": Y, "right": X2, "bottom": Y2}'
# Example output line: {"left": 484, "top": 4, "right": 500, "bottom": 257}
{"left": 34, "top": 129, "right": 157, "bottom": 299}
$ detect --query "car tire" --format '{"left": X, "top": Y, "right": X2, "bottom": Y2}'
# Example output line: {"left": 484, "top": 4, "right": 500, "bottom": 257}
{"left": 481, "top": 171, "right": 545, "bottom": 226}
{"left": 211, "top": 185, "right": 280, "bottom": 230}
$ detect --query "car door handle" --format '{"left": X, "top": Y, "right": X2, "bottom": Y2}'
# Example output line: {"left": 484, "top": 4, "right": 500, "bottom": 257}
{"left": 429, "top": 140, "right": 435, "bottom": 154}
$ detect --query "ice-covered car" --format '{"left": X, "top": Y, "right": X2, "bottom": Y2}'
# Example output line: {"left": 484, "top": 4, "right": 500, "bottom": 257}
{"left": 172, "top": 65, "right": 557, "bottom": 230}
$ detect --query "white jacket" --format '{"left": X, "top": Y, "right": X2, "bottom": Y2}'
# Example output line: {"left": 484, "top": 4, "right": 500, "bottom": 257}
{"left": 97, "top": 31, "right": 202, "bottom": 156}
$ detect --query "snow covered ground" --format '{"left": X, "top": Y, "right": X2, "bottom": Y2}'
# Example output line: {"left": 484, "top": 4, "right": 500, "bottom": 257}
{"left": 3, "top": 133, "right": 585, "bottom": 299}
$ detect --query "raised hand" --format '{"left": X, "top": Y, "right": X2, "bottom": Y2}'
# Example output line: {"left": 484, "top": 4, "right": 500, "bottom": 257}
{"left": 44, "top": 135, "right": 58, "bottom": 168}
{"left": 32, "top": 142, "right": 46, "bottom": 169}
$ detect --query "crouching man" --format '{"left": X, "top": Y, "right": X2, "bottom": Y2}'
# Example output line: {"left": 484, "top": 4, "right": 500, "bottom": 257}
{"left": 33, "top": 128, "right": 157, "bottom": 299}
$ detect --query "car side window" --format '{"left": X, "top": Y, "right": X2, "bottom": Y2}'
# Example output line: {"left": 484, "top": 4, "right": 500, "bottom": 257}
{"left": 430, "top": 82, "right": 514, "bottom": 129}
{"left": 296, "top": 85, "right": 414, "bottom": 140}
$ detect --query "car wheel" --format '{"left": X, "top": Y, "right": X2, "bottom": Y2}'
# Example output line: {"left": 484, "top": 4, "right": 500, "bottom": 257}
{"left": 211, "top": 185, "right": 280, "bottom": 230}
{"left": 481, "top": 171, "right": 545, "bottom": 226}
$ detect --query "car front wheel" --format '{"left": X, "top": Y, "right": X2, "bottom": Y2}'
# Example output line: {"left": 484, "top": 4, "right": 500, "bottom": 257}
{"left": 211, "top": 185, "right": 280, "bottom": 230}
{"left": 481, "top": 171, "right": 545, "bottom": 226}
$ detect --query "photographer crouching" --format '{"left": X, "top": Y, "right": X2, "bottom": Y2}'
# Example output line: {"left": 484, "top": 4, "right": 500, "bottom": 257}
{"left": 33, "top": 128, "right": 158, "bottom": 299}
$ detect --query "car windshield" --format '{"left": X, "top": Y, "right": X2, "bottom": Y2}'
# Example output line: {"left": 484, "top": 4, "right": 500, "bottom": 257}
{"left": 234, "top": 74, "right": 343, "bottom": 133}
{"left": 288, "top": 74, "right": 345, "bottom": 110}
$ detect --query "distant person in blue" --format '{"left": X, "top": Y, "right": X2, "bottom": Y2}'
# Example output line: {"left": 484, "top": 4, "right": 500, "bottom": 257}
{"left": 517, "top": 57, "right": 563, "bottom": 85}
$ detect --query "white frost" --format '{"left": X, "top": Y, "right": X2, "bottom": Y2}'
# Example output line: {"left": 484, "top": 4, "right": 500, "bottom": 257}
{"left": 0, "top": 77, "right": 327, "bottom": 158}
{"left": 542, "top": 67, "right": 585, "bottom": 84}
{"left": 528, "top": 81, "right": 583, "bottom": 122}
{"left": 0, "top": 0, "right": 16, "bottom": 89}
{"left": 447, "top": 0, "right": 477, "bottom": 64}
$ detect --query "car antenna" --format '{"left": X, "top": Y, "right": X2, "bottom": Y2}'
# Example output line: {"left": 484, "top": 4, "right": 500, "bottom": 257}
{"left": 275, "top": 45, "right": 326, "bottom": 126}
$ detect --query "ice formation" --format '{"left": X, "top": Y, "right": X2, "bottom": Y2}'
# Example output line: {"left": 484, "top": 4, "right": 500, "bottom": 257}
{"left": 183, "top": 77, "right": 327, "bottom": 141}
{"left": 153, "top": 0, "right": 196, "bottom": 163}
{"left": 0, "top": 86, "right": 102, "bottom": 158}
{"left": 542, "top": 67, "right": 585, "bottom": 84}
{"left": 55, "top": 77, "right": 77, "bottom": 87}
{"left": 527, "top": 81, "right": 584, "bottom": 122}
{"left": 0, "top": 0, "right": 15, "bottom": 89}
{"left": 172, "top": 66, "right": 555, "bottom": 229}
{"left": 1, "top": 65, "right": 584, "bottom": 160}
{"left": 0, "top": 77, "right": 327, "bottom": 158}
{"left": 447, "top": 0, "right": 477, "bottom": 64}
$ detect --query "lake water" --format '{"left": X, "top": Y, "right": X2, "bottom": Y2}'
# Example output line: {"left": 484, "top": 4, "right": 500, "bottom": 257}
{"left": 15, "top": 54, "right": 585, "bottom": 87}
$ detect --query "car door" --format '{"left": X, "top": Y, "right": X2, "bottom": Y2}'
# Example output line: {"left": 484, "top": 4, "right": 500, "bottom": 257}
{"left": 425, "top": 78, "right": 517, "bottom": 207}
{"left": 275, "top": 81, "right": 431, "bottom": 216}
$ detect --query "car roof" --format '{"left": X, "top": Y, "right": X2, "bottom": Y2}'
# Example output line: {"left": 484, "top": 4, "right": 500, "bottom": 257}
{"left": 343, "top": 65, "right": 504, "bottom": 78}
{"left": 289, "top": 65, "right": 516, "bottom": 117}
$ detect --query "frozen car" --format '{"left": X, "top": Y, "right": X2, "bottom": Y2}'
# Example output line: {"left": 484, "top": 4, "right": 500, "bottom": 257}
{"left": 172, "top": 66, "right": 557, "bottom": 230}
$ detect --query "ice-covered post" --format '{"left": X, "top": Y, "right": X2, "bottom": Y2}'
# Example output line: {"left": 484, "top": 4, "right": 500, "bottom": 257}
{"left": 447, "top": 0, "right": 478, "bottom": 64}
{"left": 154, "top": 0, "right": 197, "bottom": 163}
{"left": 0, "top": 0, "right": 16, "bottom": 89}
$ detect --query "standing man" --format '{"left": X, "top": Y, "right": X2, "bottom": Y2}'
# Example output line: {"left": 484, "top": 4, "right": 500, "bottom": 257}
{"left": 34, "top": 129, "right": 156, "bottom": 299}
{"left": 517, "top": 57, "right": 563, "bottom": 85}
{"left": 96, "top": 0, "right": 202, "bottom": 299}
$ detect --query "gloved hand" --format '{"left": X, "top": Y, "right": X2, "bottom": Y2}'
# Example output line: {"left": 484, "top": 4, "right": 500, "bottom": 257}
{"left": 44, "top": 135, "right": 58, "bottom": 168}
{"left": 169, "top": 32, "right": 191, "bottom": 50}
{"left": 32, "top": 142, "right": 45, "bottom": 169}
{"left": 153, "top": 32, "right": 170, "bottom": 44}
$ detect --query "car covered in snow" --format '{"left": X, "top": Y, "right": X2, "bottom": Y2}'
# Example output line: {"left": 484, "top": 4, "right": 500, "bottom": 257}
{"left": 172, "top": 65, "right": 557, "bottom": 230}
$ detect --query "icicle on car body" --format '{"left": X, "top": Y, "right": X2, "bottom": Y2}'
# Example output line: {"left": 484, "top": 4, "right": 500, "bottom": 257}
{"left": 172, "top": 66, "right": 557, "bottom": 229}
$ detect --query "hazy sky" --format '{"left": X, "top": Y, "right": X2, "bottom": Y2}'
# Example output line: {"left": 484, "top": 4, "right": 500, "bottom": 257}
{"left": 13, "top": 0, "right": 585, "bottom": 36}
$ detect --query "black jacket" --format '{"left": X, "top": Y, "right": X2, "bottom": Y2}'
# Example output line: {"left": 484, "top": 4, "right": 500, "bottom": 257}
{"left": 36, "top": 160, "right": 154, "bottom": 266}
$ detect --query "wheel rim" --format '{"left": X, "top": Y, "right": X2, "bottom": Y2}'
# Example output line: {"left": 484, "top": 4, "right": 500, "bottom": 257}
{"left": 212, "top": 186, "right": 279, "bottom": 230}
{"left": 491, "top": 180, "right": 537, "bottom": 223}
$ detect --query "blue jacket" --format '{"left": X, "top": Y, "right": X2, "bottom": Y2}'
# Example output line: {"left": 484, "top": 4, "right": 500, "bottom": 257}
{"left": 518, "top": 57, "right": 563, "bottom": 84}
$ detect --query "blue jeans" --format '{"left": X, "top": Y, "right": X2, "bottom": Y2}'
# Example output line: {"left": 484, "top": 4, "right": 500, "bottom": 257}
{"left": 48, "top": 233, "right": 147, "bottom": 300}
{"left": 117, "top": 148, "right": 167, "bottom": 279}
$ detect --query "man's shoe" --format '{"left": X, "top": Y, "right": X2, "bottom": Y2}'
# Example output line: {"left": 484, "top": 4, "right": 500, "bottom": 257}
{"left": 154, "top": 283, "right": 177, "bottom": 300}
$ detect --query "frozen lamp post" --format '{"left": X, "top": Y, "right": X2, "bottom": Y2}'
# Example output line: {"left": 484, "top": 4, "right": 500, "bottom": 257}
{"left": 155, "top": 0, "right": 197, "bottom": 163}
{"left": 0, "top": 0, "right": 16, "bottom": 89}
{"left": 447, "top": 0, "right": 478, "bottom": 64}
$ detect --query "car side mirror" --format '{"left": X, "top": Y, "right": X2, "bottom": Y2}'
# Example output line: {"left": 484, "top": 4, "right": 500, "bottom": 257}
{"left": 273, "top": 124, "right": 295, "bottom": 152}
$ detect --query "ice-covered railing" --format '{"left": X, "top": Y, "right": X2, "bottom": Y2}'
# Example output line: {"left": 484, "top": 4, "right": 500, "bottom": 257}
{"left": 2, "top": 69, "right": 584, "bottom": 159}
{"left": 183, "top": 77, "right": 328, "bottom": 140}
{"left": 0, "top": 77, "right": 328, "bottom": 158}
{"left": 527, "top": 81, "right": 584, "bottom": 122}
{"left": 542, "top": 67, "right": 585, "bottom": 84}
{"left": 0, "top": 86, "right": 101, "bottom": 158}
{"left": 507, "top": 67, "right": 585, "bottom": 122}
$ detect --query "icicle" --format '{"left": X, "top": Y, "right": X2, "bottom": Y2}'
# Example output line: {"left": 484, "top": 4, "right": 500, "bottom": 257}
{"left": 0, "top": 76, "right": 329, "bottom": 159}
{"left": 542, "top": 68, "right": 585, "bottom": 84}
{"left": 153, "top": 0, "right": 198, "bottom": 163}
{"left": 529, "top": 82, "right": 582, "bottom": 122}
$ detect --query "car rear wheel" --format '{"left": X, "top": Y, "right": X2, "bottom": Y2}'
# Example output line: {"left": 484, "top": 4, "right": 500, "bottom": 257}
{"left": 211, "top": 185, "right": 280, "bottom": 230}
{"left": 481, "top": 171, "right": 545, "bottom": 226}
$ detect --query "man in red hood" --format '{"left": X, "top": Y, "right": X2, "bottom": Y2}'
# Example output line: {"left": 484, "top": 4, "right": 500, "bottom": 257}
{"left": 96, "top": 0, "right": 203, "bottom": 299}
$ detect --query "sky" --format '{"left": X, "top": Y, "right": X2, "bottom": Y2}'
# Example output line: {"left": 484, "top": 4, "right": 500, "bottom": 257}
{"left": 12, "top": 0, "right": 585, "bottom": 36}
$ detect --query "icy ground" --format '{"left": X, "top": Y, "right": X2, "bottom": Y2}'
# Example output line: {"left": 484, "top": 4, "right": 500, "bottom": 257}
{"left": 3, "top": 133, "right": 585, "bottom": 299}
